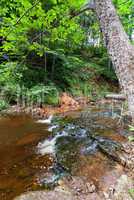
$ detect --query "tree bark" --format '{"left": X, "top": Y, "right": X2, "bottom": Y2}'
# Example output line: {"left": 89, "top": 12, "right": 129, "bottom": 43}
{"left": 94, "top": 0, "right": 134, "bottom": 118}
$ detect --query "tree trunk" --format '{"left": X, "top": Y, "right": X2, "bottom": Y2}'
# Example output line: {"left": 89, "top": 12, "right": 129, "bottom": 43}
{"left": 94, "top": 0, "right": 134, "bottom": 118}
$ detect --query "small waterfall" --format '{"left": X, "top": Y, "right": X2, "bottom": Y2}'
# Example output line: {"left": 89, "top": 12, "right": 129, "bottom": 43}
{"left": 37, "top": 131, "right": 68, "bottom": 155}
{"left": 36, "top": 115, "right": 53, "bottom": 124}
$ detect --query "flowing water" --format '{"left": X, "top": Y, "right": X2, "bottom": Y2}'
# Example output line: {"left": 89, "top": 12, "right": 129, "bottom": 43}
{"left": 0, "top": 106, "right": 128, "bottom": 200}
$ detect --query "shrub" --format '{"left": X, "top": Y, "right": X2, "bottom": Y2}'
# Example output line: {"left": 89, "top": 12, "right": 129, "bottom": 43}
{"left": 27, "top": 84, "right": 59, "bottom": 105}
{"left": 0, "top": 99, "right": 9, "bottom": 111}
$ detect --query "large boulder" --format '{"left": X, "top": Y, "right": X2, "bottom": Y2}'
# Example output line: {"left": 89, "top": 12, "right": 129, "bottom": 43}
{"left": 14, "top": 188, "right": 74, "bottom": 200}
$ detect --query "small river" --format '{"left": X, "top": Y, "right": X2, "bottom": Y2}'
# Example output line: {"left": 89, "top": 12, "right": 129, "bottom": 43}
{"left": 0, "top": 105, "right": 128, "bottom": 200}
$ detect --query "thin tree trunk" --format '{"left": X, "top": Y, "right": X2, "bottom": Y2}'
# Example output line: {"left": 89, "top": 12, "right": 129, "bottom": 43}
{"left": 94, "top": 0, "right": 134, "bottom": 118}
{"left": 51, "top": 56, "right": 56, "bottom": 80}
{"left": 44, "top": 52, "right": 47, "bottom": 83}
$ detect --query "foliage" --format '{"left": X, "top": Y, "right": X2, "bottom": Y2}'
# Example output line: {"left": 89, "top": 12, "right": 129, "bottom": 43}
{"left": 128, "top": 136, "right": 134, "bottom": 142}
{"left": 0, "top": 99, "right": 9, "bottom": 111}
{"left": 27, "top": 84, "right": 59, "bottom": 105}
{"left": 0, "top": 0, "right": 133, "bottom": 108}
{"left": 129, "top": 125, "right": 134, "bottom": 131}
{"left": 128, "top": 125, "right": 134, "bottom": 142}
{"left": 81, "top": 46, "right": 117, "bottom": 81}
{"left": 128, "top": 188, "right": 134, "bottom": 198}
{"left": 114, "top": 0, "right": 134, "bottom": 41}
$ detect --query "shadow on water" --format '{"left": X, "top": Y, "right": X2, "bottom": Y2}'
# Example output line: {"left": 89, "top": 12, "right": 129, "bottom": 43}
{"left": 0, "top": 105, "right": 128, "bottom": 199}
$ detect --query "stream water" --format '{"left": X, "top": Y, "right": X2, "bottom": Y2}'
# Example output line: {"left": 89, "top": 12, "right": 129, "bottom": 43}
{"left": 0, "top": 105, "right": 128, "bottom": 200}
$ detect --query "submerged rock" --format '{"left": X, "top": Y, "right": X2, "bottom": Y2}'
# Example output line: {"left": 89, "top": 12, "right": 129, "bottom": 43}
{"left": 36, "top": 111, "right": 132, "bottom": 192}
{"left": 77, "top": 107, "right": 128, "bottom": 132}
{"left": 38, "top": 163, "right": 69, "bottom": 188}
{"left": 81, "top": 135, "right": 122, "bottom": 162}
{"left": 95, "top": 136, "right": 122, "bottom": 162}
{"left": 14, "top": 189, "right": 74, "bottom": 200}
{"left": 81, "top": 140, "right": 98, "bottom": 155}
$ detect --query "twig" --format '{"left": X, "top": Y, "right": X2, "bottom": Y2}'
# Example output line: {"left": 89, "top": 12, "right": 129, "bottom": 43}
{"left": 70, "top": 1, "right": 95, "bottom": 19}
{"left": 5, "top": 0, "right": 40, "bottom": 37}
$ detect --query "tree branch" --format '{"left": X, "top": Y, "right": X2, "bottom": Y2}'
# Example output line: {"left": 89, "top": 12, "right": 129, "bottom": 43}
{"left": 71, "top": 1, "right": 95, "bottom": 18}
{"left": 15, "top": 0, "right": 40, "bottom": 26}
{"left": 119, "top": 0, "right": 131, "bottom": 6}
{"left": 6, "top": 0, "right": 40, "bottom": 37}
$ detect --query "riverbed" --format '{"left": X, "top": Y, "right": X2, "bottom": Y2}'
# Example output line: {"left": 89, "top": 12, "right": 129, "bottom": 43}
{"left": 0, "top": 105, "right": 131, "bottom": 200}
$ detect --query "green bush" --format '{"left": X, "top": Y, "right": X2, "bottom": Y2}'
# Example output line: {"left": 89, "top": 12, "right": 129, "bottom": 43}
{"left": 27, "top": 84, "right": 59, "bottom": 105}
{"left": 0, "top": 100, "right": 9, "bottom": 111}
